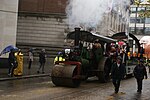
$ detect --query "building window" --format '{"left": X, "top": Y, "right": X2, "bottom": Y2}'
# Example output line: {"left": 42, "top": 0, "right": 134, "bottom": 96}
{"left": 130, "top": 17, "right": 145, "bottom": 23}
{"left": 138, "top": 7, "right": 145, "bottom": 12}
{"left": 145, "top": 18, "right": 150, "bottom": 24}
{"left": 130, "top": 18, "right": 136, "bottom": 23}
{"left": 136, "top": 27, "right": 144, "bottom": 34}
{"left": 129, "top": 27, "right": 135, "bottom": 34}
{"left": 145, "top": 27, "right": 150, "bottom": 34}
{"left": 131, "top": 7, "right": 136, "bottom": 13}
{"left": 130, "top": 27, "right": 135, "bottom": 32}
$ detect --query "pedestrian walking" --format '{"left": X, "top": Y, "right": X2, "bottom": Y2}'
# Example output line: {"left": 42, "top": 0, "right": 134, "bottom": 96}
{"left": 28, "top": 48, "right": 33, "bottom": 69}
{"left": 111, "top": 56, "right": 126, "bottom": 93}
{"left": 8, "top": 49, "right": 18, "bottom": 77}
{"left": 133, "top": 59, "right": 147, "bottom": 93}
{"left": 37, "top": 49, "right": 46, "bottom": 74}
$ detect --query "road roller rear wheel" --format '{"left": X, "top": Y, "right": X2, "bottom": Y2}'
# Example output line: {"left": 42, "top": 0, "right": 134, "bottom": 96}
{"left": 97, "top": 71, "right": 109, "bottom": 83}
{"left": 97, "top": 57, "right": 111, "bottom": 83}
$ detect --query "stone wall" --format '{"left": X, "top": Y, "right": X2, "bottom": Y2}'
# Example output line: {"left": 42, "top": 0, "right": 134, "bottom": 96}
{"left": 19, "top": 0, "right": 67, "bottom": 14}
{"left": 0, "top": 0, "right": 18, "bottom": 58}
{"left": 16, "top": 15, "right": 68, "bottom": 57}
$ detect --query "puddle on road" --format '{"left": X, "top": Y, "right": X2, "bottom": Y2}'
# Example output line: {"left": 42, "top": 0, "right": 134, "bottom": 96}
{"left": 1, "top": 94, "right": 18, "bottom": 97}
{"left": 107, "top": 92, "right": 126, "bottom": 100}
{"left": 118, "top": 92, "right": 126, "bottom": 95}
{"left": 106, "top": 96, "right": 114, "bottom": 100}
{"left": 110, "top": 92, "right": 126, "bottom": 96}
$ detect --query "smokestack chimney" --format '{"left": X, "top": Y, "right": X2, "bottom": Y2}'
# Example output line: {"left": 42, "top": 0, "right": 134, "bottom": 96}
{"left": 74, "top": 27, "right": 80, "bottom": 47}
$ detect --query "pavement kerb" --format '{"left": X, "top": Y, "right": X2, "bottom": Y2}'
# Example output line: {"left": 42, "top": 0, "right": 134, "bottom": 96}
{"left": 0, "top": 73, "right": 51, "bottom": 81}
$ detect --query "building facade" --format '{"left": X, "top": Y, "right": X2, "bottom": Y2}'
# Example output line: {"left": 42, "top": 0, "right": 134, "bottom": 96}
{"left": 130, "top": 5, "right": 150, "bottom": 36}
{"left": 129, "top": 0, "right": 150, "bottom": 53}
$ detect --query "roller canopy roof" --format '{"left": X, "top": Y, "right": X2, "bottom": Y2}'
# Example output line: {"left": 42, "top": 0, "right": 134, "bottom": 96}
{"left": 67, "top": 31, "right": 116, "bottom": 43}
{"left": 111, "top": 32, "right": 127, "bottom": 39}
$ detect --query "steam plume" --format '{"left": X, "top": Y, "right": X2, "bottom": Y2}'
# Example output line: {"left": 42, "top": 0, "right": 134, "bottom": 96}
{"left": 66, "top": 0, "right": 130, "bottom": 29}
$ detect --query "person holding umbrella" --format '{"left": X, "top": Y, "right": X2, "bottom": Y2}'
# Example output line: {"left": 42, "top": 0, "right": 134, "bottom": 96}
{"left": 8, "top": 49, "right": 18, "bottom": 77}
{"left": 0, "top": 45, "right": 18, "bottom": 76}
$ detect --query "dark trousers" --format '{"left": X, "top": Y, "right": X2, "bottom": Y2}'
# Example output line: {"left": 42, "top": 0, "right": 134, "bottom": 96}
{"left": 28, "top": 60, "right": 32, "bottom": 69}
{"left": 136, "top": 79, "right": 143, "bottom": 91}
{"left": 38, "top": 62, "right": 45, "bottom": 72}
{"left": 8, "top": 63, "right": 15, "bottom": 76}
{"left": 112, "top": 78, "right": 121, "bottom": 93}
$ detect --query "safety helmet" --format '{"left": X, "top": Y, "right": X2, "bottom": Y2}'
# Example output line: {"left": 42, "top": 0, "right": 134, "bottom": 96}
{"left": 58, "top": 52, "right": 62, "bottom": 55}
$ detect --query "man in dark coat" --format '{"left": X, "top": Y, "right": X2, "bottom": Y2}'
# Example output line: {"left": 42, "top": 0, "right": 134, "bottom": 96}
{"left": 134, "top": 59, "right": 147, "bottom": 93}
{"left": 37, "top": 49, "right": 46, "bottom": 74}
{"left": 111, "top": 56, "right": 126, "bottom": 93}
{"left": 8, "top": 49, "right": 18, "bottom": 77}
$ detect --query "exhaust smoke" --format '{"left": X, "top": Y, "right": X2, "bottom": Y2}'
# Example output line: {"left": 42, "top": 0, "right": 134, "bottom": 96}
{"left": 66, "top": 0, "right": 130, "bottom": 30}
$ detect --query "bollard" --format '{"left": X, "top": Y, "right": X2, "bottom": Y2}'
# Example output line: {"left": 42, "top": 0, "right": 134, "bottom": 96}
{"left": 14, "top": 52, "right": 23, "bottom": 76}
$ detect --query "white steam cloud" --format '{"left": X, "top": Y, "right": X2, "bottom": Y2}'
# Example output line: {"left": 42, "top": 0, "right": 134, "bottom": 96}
{"left": 66, "top": 0, "right": 130, "bottom": 29}
{"left": 66, "top": 0, "right": 109, "bottom": 28}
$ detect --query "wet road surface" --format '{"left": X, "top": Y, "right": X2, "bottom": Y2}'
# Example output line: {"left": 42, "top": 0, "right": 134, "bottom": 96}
{"left": 0, "top": 75, "right": 150, "bottom": 100}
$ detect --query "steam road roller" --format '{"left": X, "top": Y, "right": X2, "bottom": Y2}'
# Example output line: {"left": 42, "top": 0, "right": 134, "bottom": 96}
{"left": 51, "top": 28, "right": 116, "bottom": 87}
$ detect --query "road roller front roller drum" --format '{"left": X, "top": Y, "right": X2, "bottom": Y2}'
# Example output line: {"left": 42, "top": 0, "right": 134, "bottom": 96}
{"left": 51, "top": 65, "right": 81, "bottom": 87}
